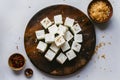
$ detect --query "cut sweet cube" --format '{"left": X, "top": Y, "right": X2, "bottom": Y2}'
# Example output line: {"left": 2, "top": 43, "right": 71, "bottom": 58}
{"left": 66, "top": 49, "right": 77, "bottom": 61}
{"left": 64, "top": 17, "right": 75, "bottom": 27}
{"left": 58, "top": 25, "right": 68, "bottom": 36}
{"left": 71, "top": 41, "right": 81, "bottom": 52}
{"left": 55, "top": 35, "right": 65, "bottom": 47}
{"left": 50, "top": 43, "right": 60, "bottom": 53}
{"left": 74, "top": 34, "right": 83, "bottom": 43}
{"left": 35, "top": 30, "right": 45, "bottom": 40}
{"left": 37, "top": 41, "right": 47, "bottom": 52}
{"left": 61, "top": 42, "right": 70, "bottom": 52}
{"left": 48, "top": 24, "right": 58, "bottom": 34}
{"left": 40, "top": 17, "right": 52, "bottom": 29}
{"left": 71, "top": 23, "right": 81, "bottom": 34}
{"left": 64, "top": 31, "right": 73, "bottom": 41}
{"left": 56, "top": 53, "right": 67, "bottom": 64}
{"left": 45, "top": 33, "right": 55, "bottom": 43}
{"left": 45, "top": 49, "right": 56, "bottom": 61}
{"left": 54, "top": 14, "right": 63, "bottom": 24}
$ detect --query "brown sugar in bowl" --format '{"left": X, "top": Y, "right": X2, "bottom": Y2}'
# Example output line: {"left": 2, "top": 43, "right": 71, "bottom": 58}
{"left": 87, "top": 0, "right": 113, "bottom": 23}
{"left": 8, "top": 53, "right": 26, "bottom": 71}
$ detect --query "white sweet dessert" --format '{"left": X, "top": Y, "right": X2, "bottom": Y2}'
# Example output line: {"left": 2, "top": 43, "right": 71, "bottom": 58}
{"left": 71, "top": 23, "right": 81, "bottom": 34}
{"left": 56, "top": 53, "right": 67, "bottom": 64}
{"left": 71, "top": 41, "right": 81, "bottom": 52}
{"left": 64, "top": 17, "right": 75, "bottom": 27}
{"left": 37, "top": 16, "right": 84, "bottom": 64}
{"left": 61, "top": 42, "right": 70, "bottom": 52}
{"left": 48, "top": 24, "right": 58, "bottom": 34}
{"left": 58, "top": 25, "right": 68, "bottom": 36}
{"left": 50, "top": 43, "right": 60, "bottom": 53}
{"left": 37, "top": 41, "right": 47, "bottom": 52}
{"left": 66, "top": 49, "right": 77, "bottom": 61}
{"left": 64, "top": 31, "right": 73, "bottom": 41}
{"left": 45, "top": 33, "right": 55, "bottom": 43}
{"left": 55, "top": 35, "right": 65, "bottom": 47}
{"left": 35, "top": 30, "right": 45, "bottom": 40}
{"left": 74, "top": 34, "right": 83, "bottom": 43}
{"left": 40, "top": 17, "right": 52, "bottom": 29}
{"left": 45, "top": 49, "right": 56, "bottom": 61}
{"left": 54, "top": 14, "right": 63, "bottom": 24}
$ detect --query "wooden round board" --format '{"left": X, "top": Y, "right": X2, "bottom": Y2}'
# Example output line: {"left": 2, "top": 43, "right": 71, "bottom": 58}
{"left": 24, "top": 5, "right": 96, "bottom": 76}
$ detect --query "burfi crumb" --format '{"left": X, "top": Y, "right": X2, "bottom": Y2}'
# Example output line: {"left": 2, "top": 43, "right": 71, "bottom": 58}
{"left": 108, "top": 42, "right": 111, "bottom": 45}
{"left": 34, "top": 39, "right": 38, "bottom": 43}
{"left": 110, "top": 70, "right": 112, "bottom": 72}
{"left": 28, "top": 6, "right": 31, "bottom": 8}
{"left": 19, "top": 37, "right": 20, "bottom": 40}
{"left": 94, "top": 42, "right": 106, "bottom": 54}
{"left": 94, "top": 60, "right": 96, "bottom": 63}
{"left": 61, "top": 10, "right": 64, "bottom": 14}
{"left": 100, "top": 67, "right": 102, "bottom": 69}
{"left": 101, "top": 54, "right": 106, "bottom": 59}
{"left": 86, "top": 75, "right": 88, "bottom": 77}
{"left": 76, "top": 75, "right": 80, "bottom": 78}
{"left": 102, "top": 35, "right": 105, "bottom": 38}
{"left": 42, "top": 77, "right": 45, "bottom": 79}
{"left": 16, "top": 46, "right": 19, "bottom": 50}
{"left": 110, "top": 36, "right": 112, "bottom": 39}
{"left": 51, "top": 70, "right": 57, "bottom": 74}
{"left": 81, "top": 59, "right": 86, "bottom": 65}
{"left": 104, "top": 68, "right": 106, "bottom": 70}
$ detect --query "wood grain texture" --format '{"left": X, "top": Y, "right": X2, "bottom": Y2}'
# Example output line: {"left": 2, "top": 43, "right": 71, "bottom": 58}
{"left": 24, "top": 5, "right": 96, "bottom": 76}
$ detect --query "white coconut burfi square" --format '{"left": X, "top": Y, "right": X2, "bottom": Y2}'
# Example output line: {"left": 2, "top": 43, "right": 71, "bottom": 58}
{"left": 58, "top": 25, "right": 68, "bottom": 36}
{"left": 55, "top": 35, "right": 65, "bottom": 47}
{"left": 45, "top": 49, "right": 56, "bottom": 61}
{"left": 48, "top": 24, "right": 58, "bottom": 34}
{"left": 71, "top": 23, "right": 81, "bottom": 34}
{"left": 64, "top": 17, "right": 75, "bottom": 27}
{"left": 56, "top": 53, "right": 67, "bottom": 64}
{"left": 66, "top": 50, "right": 77, "bottom": 61}
{"left": 35, "top": 30, "right": 45, "bottom": 40}
{"left": 50, "top": 43, "right": 60, "bottom": 53}
{"left": 74, "top": 34, "right": 83, "bottom": 43}
{"left": 45, "top": 33, "right": 55, "bottom": 43}
{"left": 64, "top": 31, "right": 73, "bottom": 41}
{"left": 54, "top": 14, "right": 63, "bottom": 24}
{"left": 61, "top": 42, "right": 70, "bottom": 52}
{"left": 40, "top": 17, "right": 52, "bottom": 29}
{"left": 71, "top": 41, "right": 81, "bottom": 52}
{"left": 37, "top": 41, "right": 47, "bottom": 52}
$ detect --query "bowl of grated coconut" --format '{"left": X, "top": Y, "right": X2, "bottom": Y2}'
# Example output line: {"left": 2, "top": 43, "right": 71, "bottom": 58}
{"left": 87, "top": 0, "right": 113, "bottom": 23}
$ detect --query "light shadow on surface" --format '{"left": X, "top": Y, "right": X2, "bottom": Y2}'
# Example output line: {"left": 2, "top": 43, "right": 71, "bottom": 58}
{"left": 12, "top": 70, "right": 23, "bottom": 75}
{"left": 93, "top": 19, "right": 112, "bottom": 30}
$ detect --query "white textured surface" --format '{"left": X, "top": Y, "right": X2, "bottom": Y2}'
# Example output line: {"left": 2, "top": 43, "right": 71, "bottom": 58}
{"left": 0, "top": 0, "right": 120, "bottom": 80}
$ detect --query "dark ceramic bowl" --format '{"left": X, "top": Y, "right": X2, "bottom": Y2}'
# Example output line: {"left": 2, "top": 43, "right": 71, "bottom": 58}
{"left": 8, "top": 53, "right": 26, "bottom": 71}
{"left": 87, "top": 0, "right": 113, "bottom": 23}
{"left": 24, "top": 68, "right": 33, "bottom": 78}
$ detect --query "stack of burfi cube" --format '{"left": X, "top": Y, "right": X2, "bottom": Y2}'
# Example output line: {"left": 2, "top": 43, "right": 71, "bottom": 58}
{"left": 35, "top": 14, "right": 83, "bottom": 64}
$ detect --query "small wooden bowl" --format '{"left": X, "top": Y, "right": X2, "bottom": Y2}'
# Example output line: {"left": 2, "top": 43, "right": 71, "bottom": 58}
{"left": 8, "top": 53, "right": 26, "bottom": 71}
{"left": 24, "top": 68, "right": 33, "bottom": 78}
{"left": 87, "top": 0, "right": 113, "bottom": 23}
